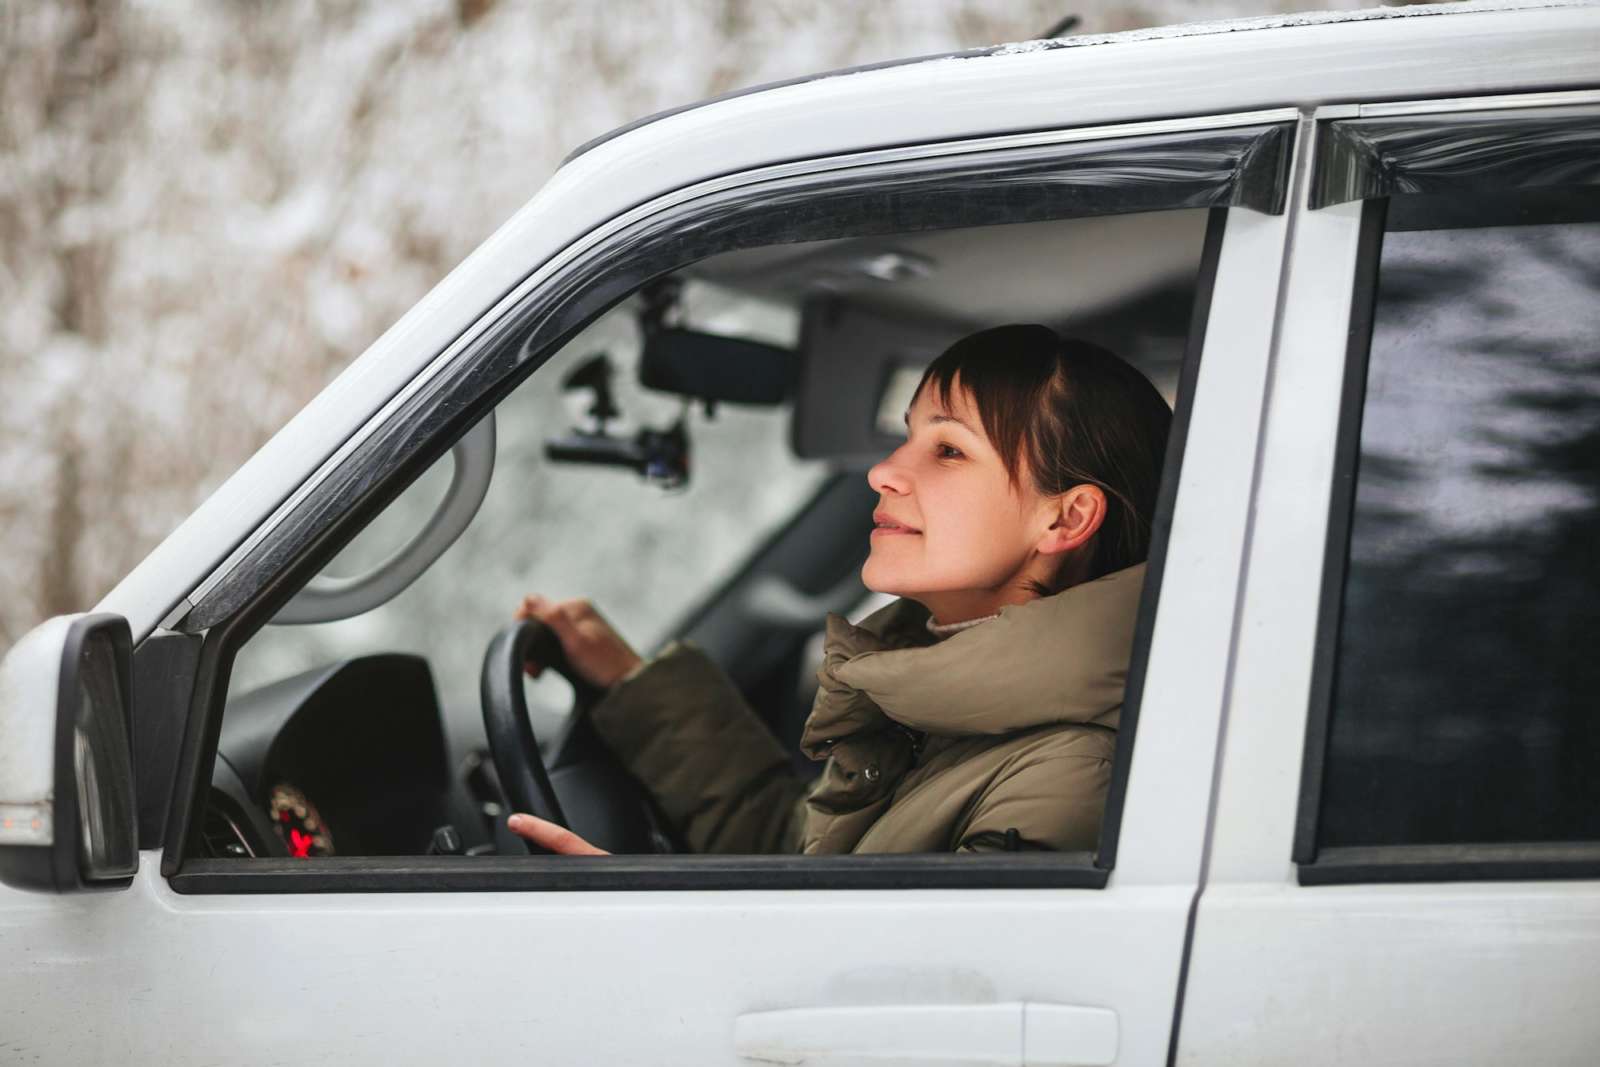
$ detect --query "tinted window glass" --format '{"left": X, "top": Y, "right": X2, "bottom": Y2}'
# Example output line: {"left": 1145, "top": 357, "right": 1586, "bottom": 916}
{"left": 1321, "top": 188, "right": 1600, "bottom": 848}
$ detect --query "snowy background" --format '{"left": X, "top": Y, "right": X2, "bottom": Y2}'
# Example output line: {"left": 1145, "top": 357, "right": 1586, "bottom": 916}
{"left": 1, "top": 0, "right": 1387, "bottom": 669}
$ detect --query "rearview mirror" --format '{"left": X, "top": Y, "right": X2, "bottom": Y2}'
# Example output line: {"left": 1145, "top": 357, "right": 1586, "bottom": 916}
{"left": 0, "top": 614, "right": 138, "bottom": 892}
{"left": 640, "top": 327, "right": 795, "bottom": 407}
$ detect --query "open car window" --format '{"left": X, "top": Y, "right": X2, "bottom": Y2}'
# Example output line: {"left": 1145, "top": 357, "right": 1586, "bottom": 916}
{"left": 169, "top": 112, "right": 1293, "bottom": 890}
{"left": 211, "top": 206, "right": 1216, "bottom": 870}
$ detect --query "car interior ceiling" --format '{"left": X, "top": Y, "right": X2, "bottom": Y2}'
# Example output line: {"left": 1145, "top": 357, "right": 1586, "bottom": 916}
{"left": 207, "top": 208, "right": 1209, "bottom": 859}
{"left": 693, "top": 209, "right": 1206, "bottom": 400}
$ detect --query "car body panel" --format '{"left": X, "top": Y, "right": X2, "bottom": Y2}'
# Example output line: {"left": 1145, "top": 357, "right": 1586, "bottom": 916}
{"left": 1180, "top": 881, "right": 1600, "bottom": 1065}
{"left": 0, "top": 859, "right": 1192, "bottom": 1065}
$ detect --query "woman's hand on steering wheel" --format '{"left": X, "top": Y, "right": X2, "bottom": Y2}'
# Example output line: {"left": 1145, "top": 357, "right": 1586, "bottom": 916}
{"left": 507, "top": 812, "right": 609, "bottom": 855}
{"left": 515, "top": 595, "right": 643, "bottom": 689}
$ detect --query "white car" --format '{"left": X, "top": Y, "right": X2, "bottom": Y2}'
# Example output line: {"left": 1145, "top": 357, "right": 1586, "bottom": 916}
{"left": 3, "top": 3, "right": 1599, "bottom": 1064}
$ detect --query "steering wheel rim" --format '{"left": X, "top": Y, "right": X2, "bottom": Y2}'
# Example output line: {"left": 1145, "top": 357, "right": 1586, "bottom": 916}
{"left": 481, "top": 618, "right": 681, "bottom": 855}
{"left": 480, "top": 620, "right": 578, "bottom": 845}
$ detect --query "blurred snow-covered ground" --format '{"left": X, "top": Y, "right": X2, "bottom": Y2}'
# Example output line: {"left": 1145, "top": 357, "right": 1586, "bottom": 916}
{"left": 0, "top": 0, "right": 1378, "bottom": 656}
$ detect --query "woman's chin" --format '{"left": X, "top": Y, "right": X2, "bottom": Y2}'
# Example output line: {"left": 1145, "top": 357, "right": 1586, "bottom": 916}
{"left": 860, "top": 558, "right": 908, "bottom": 596}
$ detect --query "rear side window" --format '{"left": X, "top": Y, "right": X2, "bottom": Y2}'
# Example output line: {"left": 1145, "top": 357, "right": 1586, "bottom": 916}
{"left": 1317, "top": 188, "right": 1600, "bottom": 850}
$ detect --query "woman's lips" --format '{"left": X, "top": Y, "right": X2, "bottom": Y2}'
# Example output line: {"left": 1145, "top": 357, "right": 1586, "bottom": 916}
{"left": 871, "top": 512, "right": 921, "bottom": 536}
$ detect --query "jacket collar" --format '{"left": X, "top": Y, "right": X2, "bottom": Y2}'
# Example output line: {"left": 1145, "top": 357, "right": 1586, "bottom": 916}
{"left": 802, "top": 563, "right": 1146, "bottom": 754}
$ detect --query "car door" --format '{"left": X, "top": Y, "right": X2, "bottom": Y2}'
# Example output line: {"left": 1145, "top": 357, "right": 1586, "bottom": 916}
{"left": 1, "top": 107, "right": 1300, "bottom": 1066}
{"left": 1178, "top": 92, "right": 1600, "bottom": 1064}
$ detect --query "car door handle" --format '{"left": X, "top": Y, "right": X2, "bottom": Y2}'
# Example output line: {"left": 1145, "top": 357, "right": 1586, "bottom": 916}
{"left": 733, "top": 1002, "right": 1118, "bottom": 1066}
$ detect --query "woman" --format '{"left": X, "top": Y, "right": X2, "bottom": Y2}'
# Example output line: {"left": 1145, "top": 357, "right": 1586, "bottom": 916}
{"left": 510, "top": 323, "right": 1171, "bottom": 855}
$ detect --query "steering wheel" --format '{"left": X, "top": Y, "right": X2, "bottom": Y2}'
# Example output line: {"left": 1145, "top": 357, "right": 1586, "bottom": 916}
{"left": 479, "top": 619, "right": 676, "bottom": 854}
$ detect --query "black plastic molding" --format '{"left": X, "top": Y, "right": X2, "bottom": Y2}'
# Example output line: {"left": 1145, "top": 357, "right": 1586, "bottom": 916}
{"left": 131, "top": 630, "right": 202, "bottom": 849}
{"left": 1311, "top": 104, "right": 1600, "bottom": 209}
{"left": 1299, "top": 843, "right": 1600, "bottom": 886}
{"left": 1291, "top": 199, "right": 1387, "bottom": 867}
{"left": 170, "top": 851, "right": 1109, "bottom": 894}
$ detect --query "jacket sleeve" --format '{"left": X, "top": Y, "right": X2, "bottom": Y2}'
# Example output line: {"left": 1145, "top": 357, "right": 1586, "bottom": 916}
{"left": 588, "top": 642, "right": 807, "bottom": 854}
{"left": 955, "top": 753, "right": 1111, "bottom": 853}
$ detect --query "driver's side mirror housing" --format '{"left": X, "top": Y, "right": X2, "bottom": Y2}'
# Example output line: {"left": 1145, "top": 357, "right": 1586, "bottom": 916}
{"left": 0, "top": 614, "right": 138, "bottom": 892}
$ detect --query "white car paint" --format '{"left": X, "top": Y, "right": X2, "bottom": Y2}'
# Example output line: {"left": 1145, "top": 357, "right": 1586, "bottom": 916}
{"left": 0, "top": 616, "right": 72, "bottom": 848}
{"left": 0, "top": 4, "right": 1594, "bottom": 1065}
{"left": 5, "top": 858, "right": 1195, "bottom": 1065}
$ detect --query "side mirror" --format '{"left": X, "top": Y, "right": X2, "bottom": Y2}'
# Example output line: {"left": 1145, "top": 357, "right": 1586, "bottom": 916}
{"left": 0, "top": 614, "right": 138, "bottom": 892}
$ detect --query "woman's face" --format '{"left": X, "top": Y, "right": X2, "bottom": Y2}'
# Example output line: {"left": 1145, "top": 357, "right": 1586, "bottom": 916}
{"left": 862, "top": 378, "right": 1061, "bottom": 623}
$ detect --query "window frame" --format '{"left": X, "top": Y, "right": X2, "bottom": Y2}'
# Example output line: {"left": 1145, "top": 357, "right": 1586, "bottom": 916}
{"left": 155, "top": 111, "right": 1293, "bottom": 894}
{"left": 1295, "top": 100, "right": 1600, "bottom": 886}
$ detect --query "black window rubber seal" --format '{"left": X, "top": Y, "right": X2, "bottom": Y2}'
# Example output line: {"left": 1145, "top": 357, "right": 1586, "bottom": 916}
{"left": 161, "top": 122, "right": 1292, "bottom": 892}
{"left": 1291, "top": 197, "right": 1387, "bottom": 869}
{"left": 1094, "top": 205, "right": 1228, "bottom": 873}
{"left": 168, "top": 852, "right": 1108, "bottom": 895}
{"left": 1300, "top": 843, "right": 1600, "bottom": 886}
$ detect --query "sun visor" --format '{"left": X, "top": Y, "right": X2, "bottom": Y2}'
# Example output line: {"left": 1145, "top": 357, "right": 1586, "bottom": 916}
{"left": 791, "top": 297, "right": 967, "bottom": 465}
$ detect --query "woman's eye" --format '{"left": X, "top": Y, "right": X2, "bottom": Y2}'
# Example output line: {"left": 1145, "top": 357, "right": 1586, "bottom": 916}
{"left": 935, "top": 443, "right": 964, "bottom": 460}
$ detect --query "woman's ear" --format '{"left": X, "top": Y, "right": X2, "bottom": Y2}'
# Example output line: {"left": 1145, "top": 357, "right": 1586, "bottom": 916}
{"left": 1036, "top": 484, "right": 1107, "bottom": 557}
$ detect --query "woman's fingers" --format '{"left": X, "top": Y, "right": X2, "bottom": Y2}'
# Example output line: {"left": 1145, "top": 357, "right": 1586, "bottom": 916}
{"left": 511, "top": 596, "right": 641, "bottom": 687}
{"left": 539, "top": 599, "right": 582, "bottom": 639}
{"left": 506, "top": 813, "right": 609, "bottom": 855}
{"left": 516, "top": 595, "right": 549, "bottom": 675}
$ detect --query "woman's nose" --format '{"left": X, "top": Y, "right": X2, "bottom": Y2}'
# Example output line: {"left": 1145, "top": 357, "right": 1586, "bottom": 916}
{"left": 867, "top": 450, "right": 910, "bottom": 496}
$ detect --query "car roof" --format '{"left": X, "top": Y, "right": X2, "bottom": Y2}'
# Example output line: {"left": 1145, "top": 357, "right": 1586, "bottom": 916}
{"left": 564, "top": 0, "right": 1593, "bottom": 166}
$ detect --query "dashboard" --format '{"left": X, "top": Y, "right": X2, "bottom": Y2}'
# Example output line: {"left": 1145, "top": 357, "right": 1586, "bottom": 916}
{"left": 200, "top": 654, "right": 494, "bottom": 859}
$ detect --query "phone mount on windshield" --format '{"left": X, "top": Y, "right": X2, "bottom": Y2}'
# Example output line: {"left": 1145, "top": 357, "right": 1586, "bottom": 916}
{"left": 542, "top": 279, "right": 798, "bottom": 490}
{"left": 543, "top": 353, "right": 692, "bottom": 489}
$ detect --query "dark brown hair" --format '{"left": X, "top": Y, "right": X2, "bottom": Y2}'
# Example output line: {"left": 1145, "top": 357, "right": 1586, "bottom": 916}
{"left": 916, "top": 323, "right": 1172, "bottom": 592}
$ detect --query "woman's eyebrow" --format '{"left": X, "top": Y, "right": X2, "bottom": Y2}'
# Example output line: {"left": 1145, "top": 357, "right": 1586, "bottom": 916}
{"left": 921, "top": 412, "right": 977, "bottom": 433}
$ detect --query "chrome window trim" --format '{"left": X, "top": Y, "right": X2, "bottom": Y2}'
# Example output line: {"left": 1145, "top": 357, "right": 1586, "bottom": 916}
{"left": 1356, "top": 87, "right": 1600, "bottom": 118}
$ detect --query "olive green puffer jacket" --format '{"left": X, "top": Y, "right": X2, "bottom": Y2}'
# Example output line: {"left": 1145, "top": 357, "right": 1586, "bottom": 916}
{"left": 589, "top": 563, "right": 1146, "bottom": 854}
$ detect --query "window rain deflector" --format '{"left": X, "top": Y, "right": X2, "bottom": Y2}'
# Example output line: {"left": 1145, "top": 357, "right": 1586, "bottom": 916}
{"left": 1311, "top": 104, "right": 1600, "bottom": 210}
{"left": 179, "top": 120, "right": 1292, "bottom": 631}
